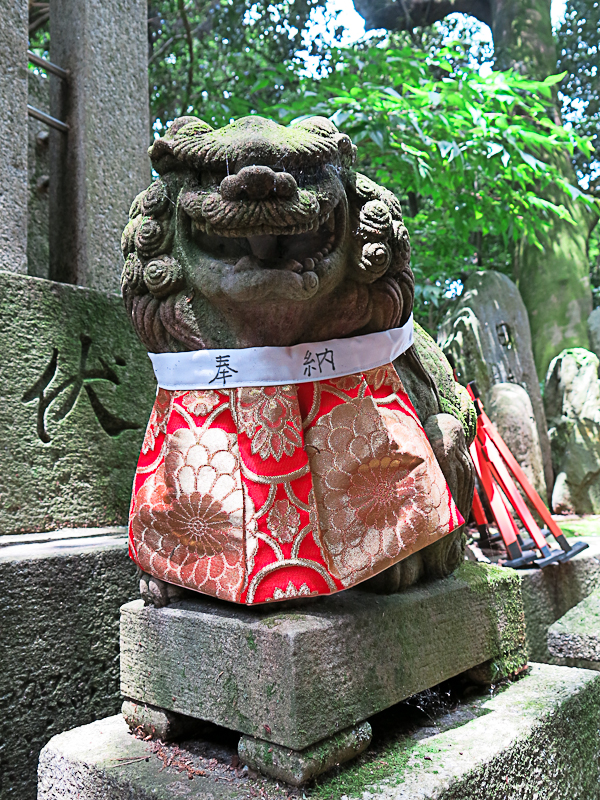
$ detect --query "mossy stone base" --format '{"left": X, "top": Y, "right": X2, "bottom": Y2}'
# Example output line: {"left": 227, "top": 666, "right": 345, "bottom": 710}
{"left": 38, "top": 664, "right": 600, "bottom": 799}
{"left": 120, "top": 562, "right": 526, "bottom": 751}
{"left": 238, "top": 722, "right": 372, "bottom": 786}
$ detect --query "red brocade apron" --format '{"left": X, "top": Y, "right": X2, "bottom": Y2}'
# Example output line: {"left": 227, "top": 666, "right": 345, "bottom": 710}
{"left": 129, "top": 363, "right": 463, "bottom": 605}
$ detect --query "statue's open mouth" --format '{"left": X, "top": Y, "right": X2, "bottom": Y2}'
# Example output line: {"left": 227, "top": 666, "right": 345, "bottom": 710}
{"left": 192, "top": 203, "right": 340, "bottom": 276}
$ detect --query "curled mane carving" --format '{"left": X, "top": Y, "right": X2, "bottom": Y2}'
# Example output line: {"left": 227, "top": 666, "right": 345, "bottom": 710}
{"left": 121, "top": 114, "right": 414, "bottom": 352}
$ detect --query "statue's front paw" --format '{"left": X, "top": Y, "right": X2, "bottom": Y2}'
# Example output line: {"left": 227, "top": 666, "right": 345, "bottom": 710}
{"left": 139, "top": 572, "right": 186, "bottom": 607}
{"left": 424, "top": 413, "right": 475, "bottom": 520}
{"left": 361, "top": 551, "right": 424, "bottom": 594}
{"left": 420, "top": 527, "right": 466, "bottom": 580}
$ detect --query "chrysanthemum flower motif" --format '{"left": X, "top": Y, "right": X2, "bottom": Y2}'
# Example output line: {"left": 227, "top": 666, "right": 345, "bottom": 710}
{"left": 306, "top": 395, "right": 449, "bottom": 587}
{"left": 154, "top": 493, "right": 236, "bottom": 556}
{"left": 267, "top": 499, "right": 301, "bottom": 543}
{"left": 348, "top": 456, "right": 415, "bottom": 527}
{"left": 237, "top": 386, "right": 303, "bottom": 461}
{"left": 269, "top": 581, "right": 315, "bottom": 601}
{"left": 180, "top": 390, "right": 221, "bottom": 417}
{"left": 131, "top": 425, "right": 253, "bottom": 602}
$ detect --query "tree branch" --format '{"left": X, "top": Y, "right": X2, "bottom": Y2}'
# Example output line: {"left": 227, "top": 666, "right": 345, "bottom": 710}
{"left": 352, "top": 0, "right": 492, "bottom": 32}
{"left": 178, "top": 0, "right": 195, "bottom": 116}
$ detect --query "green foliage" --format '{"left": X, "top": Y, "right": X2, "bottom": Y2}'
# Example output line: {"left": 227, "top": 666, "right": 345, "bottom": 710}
{"left": 265, "top": 43, "right": 596, "bottom": 329}
{"left": 557, "top": 0, "right": 600, "bottom": 191}
{"left": 557, "top": 0, "right": 600, "bottom": 308}
{"left": 147, "top": 0, "right": 336, "bottom": 133}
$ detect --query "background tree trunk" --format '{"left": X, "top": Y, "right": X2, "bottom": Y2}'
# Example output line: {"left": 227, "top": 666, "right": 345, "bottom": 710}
{"left": 354, "top": 0, "right": 593, "bottom": 378}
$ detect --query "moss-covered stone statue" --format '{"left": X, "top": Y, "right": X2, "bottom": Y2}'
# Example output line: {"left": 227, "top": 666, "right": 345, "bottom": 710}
{"left": 121, "top": 115, "right": 476, "bottom": 606}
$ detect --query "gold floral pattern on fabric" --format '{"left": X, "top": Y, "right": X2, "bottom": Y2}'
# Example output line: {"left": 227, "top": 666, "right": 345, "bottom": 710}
{"left": 269, "top": 581, "right": 316, "bottom": 601}
{"left": 180, "top": 390, "right": 221, "bottom": 417}
{"left": 237, "top": 385, "right": 303, "bottom": 461}
{"left": 130, "top": 363, "right": 461, "bottom": 604}
{"left": 267, "top": 499, "right": 301, "bottom": 543}
{"left": 330, "top": 374, "right": 363, "bottom": 391}
{"left": 364, "top": 364, "right": 403, "bottom": 393}
{"left": 306, "top": 394, "right": 449, "bottom": 587}
{"left": 142, "top": 388, "right": 172, "bottom": 454}
{"left": 131, "top": 425, "right": 254, "bottom": 602}
{"left": 348, "top": 456, "right": 419, "bottom": 527}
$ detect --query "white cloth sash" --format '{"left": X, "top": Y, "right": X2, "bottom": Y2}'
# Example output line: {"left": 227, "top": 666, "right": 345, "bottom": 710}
{"left": 149, "top": 315, "right": 414, "bottom": 390}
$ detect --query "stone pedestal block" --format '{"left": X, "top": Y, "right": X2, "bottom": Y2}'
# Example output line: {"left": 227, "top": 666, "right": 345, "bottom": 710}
{"left": 0, "top": 529, "right": 136, "bottom": 800}
{"left": 121, "top": 561, "right": 526, "bottom": 757}
{"left": 38, "top": 664, "right": 600, "bottom": 799}
{"left": 0, "top": 271, "right": 155, "bottom": 535}
{"left": 238, "top": 722, "right": 372, "bottom": 786}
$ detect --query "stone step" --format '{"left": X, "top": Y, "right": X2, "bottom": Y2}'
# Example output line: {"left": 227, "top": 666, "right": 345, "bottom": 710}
{"left": 518, "top": 536, "right": 600, "bottom": 664}
{"left": 38, "top": 663, "right": 600, "bottom": 799}
{"left": 120, "top": 561, "right": 526, "bottom": 752}
{"left": 548, "top": 587, "right": 600, "bottom": 667}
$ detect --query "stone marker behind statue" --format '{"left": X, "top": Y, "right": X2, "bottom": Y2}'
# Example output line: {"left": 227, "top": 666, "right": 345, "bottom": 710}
{"left": 487, "top": 383, "right": 547, "bottom": 500}
{"left": 545, "top": 347, "right": 600, "bottom": 514}
{"left": 439, "top": 270, "right": 552, "bottom": 501}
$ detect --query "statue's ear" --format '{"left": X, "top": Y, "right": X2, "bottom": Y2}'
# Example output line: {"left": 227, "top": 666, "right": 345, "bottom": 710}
{"left": 149, "top": 117, "right": 213, "bottom": 170}
{"left": 294, "top": 116, "right": 338, "bottom": 136}
{"left": 164, "top": 116, "right": 213, "bottom": 140}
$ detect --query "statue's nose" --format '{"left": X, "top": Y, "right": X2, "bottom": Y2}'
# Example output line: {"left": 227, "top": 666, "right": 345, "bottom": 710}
{"left": 220, "top": 166, "right": 297, "bottom": 201}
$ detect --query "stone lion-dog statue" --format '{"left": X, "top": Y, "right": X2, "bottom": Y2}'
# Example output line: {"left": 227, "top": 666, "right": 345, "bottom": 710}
{"left": 121, "top": 114, "right": 475, "bottom": 606}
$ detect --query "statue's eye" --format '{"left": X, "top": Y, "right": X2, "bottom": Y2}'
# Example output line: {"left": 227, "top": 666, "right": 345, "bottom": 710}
{"left": 201, "top": 171, "right": 227, "bottom": 188}
{"left": 295, "top": 166, "right": 326, "bottom": 188}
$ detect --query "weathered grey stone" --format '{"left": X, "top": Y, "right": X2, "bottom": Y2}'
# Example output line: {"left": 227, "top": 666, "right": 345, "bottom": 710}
{"left": 27, "top": 71, "right": 50, "bottom": 279}
{"left": 121, "top": 700, "right": 198, "bottom": 741}
{"left": 37, "top": 664, "right": 600, "bottom": 799}
{"left": 548, "top": 588, "right": 600, "bottom": 665}
{"left": 121, "top": 116, "right": 476, "bottom": 597}
{"left": 487, "top": 382, "right": 546, "bottom": 499}
{"left": 519, "top": 536, "right": 600, "bottom": 663}
{"left": 120, "top": 561, "right": 526, "bottom": 751}
{"left": 588, "top": 307, "right": 600, "bottom": 361}
{"left": 545, "top": 347, "right": 600, "bottom": 514}
{"left": 0, "top": 531, "right": 136, "bottom": 800}
{"left": 48, "top": 0, "right": 149, "bottom": 291}
{"left": 238, "top": 722, "right": 372, "bottom": 785}
{"left": 0, "top": 271, "right": 155, "bottom": 534}
{"left": 0, "top": 0, "right": 28, "bottom": 274}
{"left": 438, "top": 270, "right": 553, "bottom": 498}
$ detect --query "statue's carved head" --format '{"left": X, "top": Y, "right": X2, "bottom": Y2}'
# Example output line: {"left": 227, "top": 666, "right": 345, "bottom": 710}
{"left": 121, "top": 115, "right": 413, "bottom": 350}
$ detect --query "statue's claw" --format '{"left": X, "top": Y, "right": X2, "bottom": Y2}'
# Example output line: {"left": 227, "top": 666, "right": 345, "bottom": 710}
{"left": 139, "top": 572, "right": 187, "bottom": 607}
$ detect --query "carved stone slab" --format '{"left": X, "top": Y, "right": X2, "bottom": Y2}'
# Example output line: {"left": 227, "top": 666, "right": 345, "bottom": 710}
{"left": 0, "top": 271, "right": 155, "bottom": 534}
{"left": 120, "top": 562, "right": 526, "bottom": 751}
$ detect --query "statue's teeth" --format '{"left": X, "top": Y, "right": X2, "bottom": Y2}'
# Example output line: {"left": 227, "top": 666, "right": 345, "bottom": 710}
{"left": 304, "top": 258, "right": 315, "bottom": 270}
{"left": 315, "top": 251, "right": 323, "bottom": 261}
{"left": 324, "top": 214, "right": 335, "bottom": 232}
